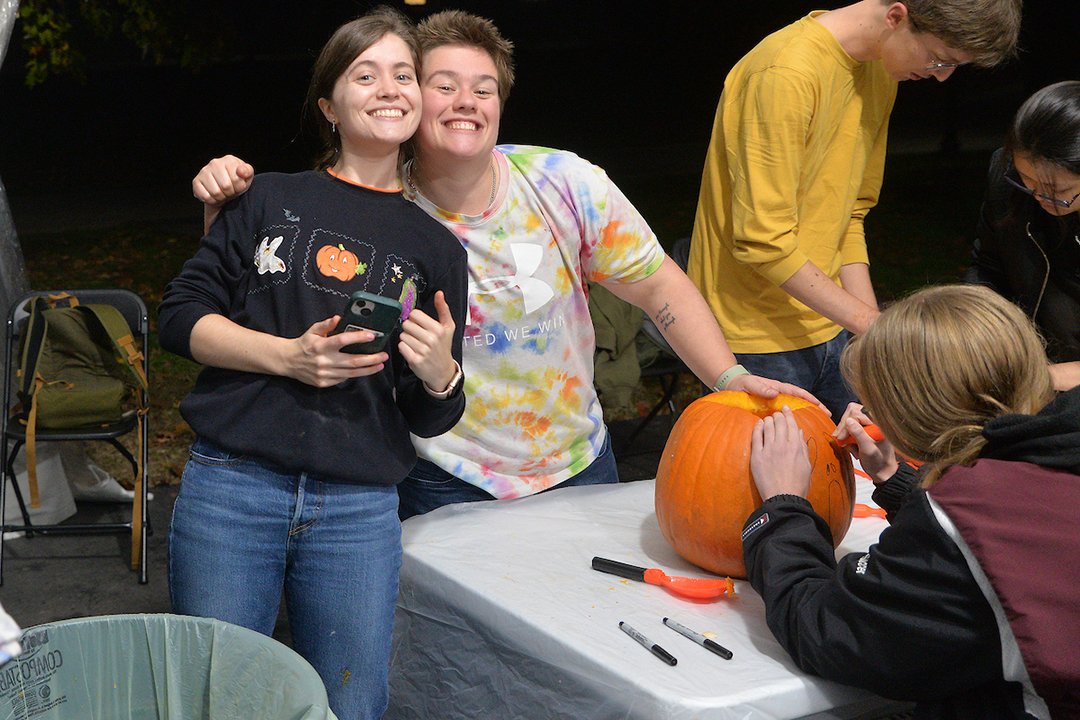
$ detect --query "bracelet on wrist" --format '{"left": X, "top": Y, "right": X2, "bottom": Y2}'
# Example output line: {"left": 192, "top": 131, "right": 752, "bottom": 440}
{"left": 712, "top": 363, "right": 749, "bottom": 392}
{"left": 423, "top": 360, "right": 463, "bottom": 400}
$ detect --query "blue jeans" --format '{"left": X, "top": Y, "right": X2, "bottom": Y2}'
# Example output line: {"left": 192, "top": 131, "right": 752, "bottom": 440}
{"left": 397, "top": 431, "right": 619, "bottom": 520}
{"left": 735, "top": 330, "right": 856, "bottom": 422}
{"left": 168, "top": 438, "right": 401, "bottom": 720}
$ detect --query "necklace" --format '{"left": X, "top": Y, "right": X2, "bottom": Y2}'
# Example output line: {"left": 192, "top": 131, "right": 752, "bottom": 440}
{"left": 487, "top": 160, "right": 498, "bottom": 206}
{"left": 407, "top": 158, "right": 498, "bottom": 210}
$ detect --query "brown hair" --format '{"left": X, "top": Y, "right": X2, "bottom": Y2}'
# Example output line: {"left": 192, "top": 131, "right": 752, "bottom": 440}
{"left": 902, "top": 0, "right": 1023, "bottom": 68}
{"left": 841, "top": 284, "right": 1054, "bottom": 486}
{"left": 416, "top": 10, "right": 515, "bottom": 108}
{"left": 305, "top": 6, "right": 419, "bottom": 170}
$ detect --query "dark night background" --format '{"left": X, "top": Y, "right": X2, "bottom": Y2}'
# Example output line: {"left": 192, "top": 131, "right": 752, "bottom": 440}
{"left": 1, "top": 1, "right": 1076, "bottom": 242}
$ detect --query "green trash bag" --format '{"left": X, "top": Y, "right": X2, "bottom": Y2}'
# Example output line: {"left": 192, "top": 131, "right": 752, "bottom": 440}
{"left": 0, "top": 614, "right": 337, "bottom": 720}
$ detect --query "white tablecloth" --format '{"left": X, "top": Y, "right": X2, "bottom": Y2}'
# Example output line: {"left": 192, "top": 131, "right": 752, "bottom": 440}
{"left": 388, "top": 477, "right": 909, "bottom": 720}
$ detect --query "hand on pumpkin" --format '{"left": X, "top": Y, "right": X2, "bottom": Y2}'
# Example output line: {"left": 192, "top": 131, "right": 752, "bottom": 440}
{"left": 725, "top": 374, "right": 829, "bottom": 416}
{"left": 398, "top": 291, "right": 458, "bottom": 395}
{"left": 831, "top": 403, "right": 898, "bottom": 484}
{"left": 749, "top": 407, "right": 811, "bottom": 501}
{"left": 193, "top": 155, "right": 255, "bottom": 233}
{"left": 286, "top": 316, "right": 388, "bottom": 387}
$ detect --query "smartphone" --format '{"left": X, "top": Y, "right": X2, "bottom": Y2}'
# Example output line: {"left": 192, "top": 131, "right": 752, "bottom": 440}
{"left": 334, "top": 291, "right": 403, "bottom": 354}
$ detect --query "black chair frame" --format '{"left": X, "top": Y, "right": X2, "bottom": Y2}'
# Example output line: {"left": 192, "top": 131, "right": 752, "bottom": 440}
{"left": 617, "top": 357, "right": 690, "bottom": 453}
{"left": 0, "top": 289, "right": 150, "bottom": 584}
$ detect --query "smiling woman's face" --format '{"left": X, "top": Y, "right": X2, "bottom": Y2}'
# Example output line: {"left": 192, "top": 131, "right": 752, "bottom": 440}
{"left": 319, "top": 33, "right": 421, "bottom": 154}
{"left": 415, "top": 45, "right": 502, "bottom": 164}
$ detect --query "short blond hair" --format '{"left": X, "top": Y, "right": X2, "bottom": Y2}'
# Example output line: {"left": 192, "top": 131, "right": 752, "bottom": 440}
{"left": 416, "top": 10, "right": 515, "bottom": 108}
{"left": 841, "top": 285, "right": 1053, "bottom": 485}
{"left": 903, "top": 0, "right": 1023, "bottom": 68}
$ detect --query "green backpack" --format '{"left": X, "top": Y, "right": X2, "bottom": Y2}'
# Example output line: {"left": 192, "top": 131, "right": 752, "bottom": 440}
{"left": 14, "top": 293, "right": 148, "bottom": 508}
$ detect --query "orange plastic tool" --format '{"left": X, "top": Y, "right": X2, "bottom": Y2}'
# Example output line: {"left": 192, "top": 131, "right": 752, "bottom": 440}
{"left": 836, "top": 423, "right": 885, "bottom": 446}
{"left": 853, "top": 503, "right": 887, "bottom": 519}
{"left": 838, "top": 423, "right": 924, "bottom": 469}
{"left": 592, "top": 557, "right": 735, "bottom": 600}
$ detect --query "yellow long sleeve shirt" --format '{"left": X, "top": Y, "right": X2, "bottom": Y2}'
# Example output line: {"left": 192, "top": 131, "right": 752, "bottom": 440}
{"left": 689, "top": 12, "right": 897, "bottom": 353}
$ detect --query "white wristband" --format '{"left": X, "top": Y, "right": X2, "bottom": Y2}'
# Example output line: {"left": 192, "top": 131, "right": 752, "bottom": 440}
{"left": 712, "top": 364, "right": 749, "bottom": 392}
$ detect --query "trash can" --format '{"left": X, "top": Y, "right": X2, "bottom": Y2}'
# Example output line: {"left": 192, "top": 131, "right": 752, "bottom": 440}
{"left": 0, "top": 614, "right": 337, "bottom": 719}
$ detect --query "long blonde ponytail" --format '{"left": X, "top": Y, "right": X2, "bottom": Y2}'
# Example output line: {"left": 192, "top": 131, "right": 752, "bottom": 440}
{"left": 841, "top": 285, "right": 1054, "bottom": 486}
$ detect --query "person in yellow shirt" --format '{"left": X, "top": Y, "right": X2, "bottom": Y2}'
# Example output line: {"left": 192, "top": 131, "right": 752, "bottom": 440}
{"left": 688, "top": 0, "right": 1022, "bottom": 420}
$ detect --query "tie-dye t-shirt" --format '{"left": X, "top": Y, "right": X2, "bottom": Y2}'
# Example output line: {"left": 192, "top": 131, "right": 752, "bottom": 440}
{"left": 404, "top": 145, "right": 665, "bottom": 499}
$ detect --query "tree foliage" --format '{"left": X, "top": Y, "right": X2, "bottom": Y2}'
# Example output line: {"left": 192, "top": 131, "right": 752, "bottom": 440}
{"left": 17, "top": 0, "right": 229, "bottom": 86}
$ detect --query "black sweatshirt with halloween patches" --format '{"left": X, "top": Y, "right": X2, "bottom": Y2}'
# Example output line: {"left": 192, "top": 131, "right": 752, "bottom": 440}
{"left": 160, "top": 171, "right": 468, "bottom": 486}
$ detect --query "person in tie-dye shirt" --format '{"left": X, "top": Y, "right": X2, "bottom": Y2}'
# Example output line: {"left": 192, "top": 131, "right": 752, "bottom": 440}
{"left": 194, "top": 10, "right": 820, "bottom": 519}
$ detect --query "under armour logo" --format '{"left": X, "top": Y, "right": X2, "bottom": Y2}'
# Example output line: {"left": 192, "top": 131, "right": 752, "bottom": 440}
{"left": 468, "top": 244, "right": 554, "bottom": 323}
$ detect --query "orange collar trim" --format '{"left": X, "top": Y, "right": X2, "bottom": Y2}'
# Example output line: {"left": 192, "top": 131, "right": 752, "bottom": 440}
{"left": 326, "top": 167, "right": 402, "bottom": 193}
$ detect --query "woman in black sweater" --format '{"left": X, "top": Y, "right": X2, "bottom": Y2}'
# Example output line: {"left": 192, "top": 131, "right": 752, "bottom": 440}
{"left": 158, "top": 9, "right": 467, "bottom": 719}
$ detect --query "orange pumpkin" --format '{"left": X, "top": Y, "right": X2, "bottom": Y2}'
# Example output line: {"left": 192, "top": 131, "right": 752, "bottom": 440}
{"left": 654, "top": 391, "right": 855, "bottom": 578}
{"left": 316, "top": 243, "right": 363, "bottom": 281}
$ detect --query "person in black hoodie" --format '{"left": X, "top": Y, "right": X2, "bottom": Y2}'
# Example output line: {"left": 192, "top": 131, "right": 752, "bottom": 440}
{"left": 157, "top": 9, "right": 467, "bottom": 720}
{"left": 966, "top": 80, "right": 1080, "bottom": 391}
{"left": 742, "top": 284, "right": 1080, "bottom": 718}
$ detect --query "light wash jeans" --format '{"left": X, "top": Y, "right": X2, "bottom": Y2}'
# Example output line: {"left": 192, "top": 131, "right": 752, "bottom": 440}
{"left": 397, "top": 431, "right": 619, "bottom": 520}
{"left": 735, "top": 330, "right": 856, "bottom": 422}
{"left": 168, "top": 438, "right": 401, "bottom": 720}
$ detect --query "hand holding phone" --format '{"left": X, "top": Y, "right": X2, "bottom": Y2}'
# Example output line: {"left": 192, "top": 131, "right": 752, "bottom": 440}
{"left": 333, "top": 291, "right": 402, "bottom": 354}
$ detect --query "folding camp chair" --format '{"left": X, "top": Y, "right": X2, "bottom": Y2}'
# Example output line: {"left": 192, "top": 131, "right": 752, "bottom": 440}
{"left": 0, "top": 289, "right": 150, "bottom": 584}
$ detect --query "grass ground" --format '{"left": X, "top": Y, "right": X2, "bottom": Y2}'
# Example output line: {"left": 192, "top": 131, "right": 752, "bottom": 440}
{"left": 16, "top": 147, "right": 993, "bottom": 486}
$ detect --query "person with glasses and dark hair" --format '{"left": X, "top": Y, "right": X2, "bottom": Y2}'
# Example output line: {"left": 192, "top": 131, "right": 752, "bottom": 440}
{"left": 688, "top": 0, "right": 1023, "bottom": 422}
{"left": 966, "top": 80, "right": 1080, "bottom": 391}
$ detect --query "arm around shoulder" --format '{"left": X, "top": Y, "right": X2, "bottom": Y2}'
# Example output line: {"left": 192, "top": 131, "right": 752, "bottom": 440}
{"left": 193, "top": 155, "right": 256, "bottom": 234}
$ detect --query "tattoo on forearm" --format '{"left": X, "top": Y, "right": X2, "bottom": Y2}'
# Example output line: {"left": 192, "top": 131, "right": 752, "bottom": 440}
{"left": 655, "top": 303, "right": 676, "bottom": 333}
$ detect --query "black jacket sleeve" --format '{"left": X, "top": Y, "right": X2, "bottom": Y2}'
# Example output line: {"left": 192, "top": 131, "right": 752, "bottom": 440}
{"left": 963, "top": 148, "right": 1011, "bottom": 290}
{"left": 392, "top": 253, "right": 469, "bottom": 438}
{"left": 870, "top": 461, "right": 920, "bottom": 522}
{"left": 742, "top": 493, "right": 1005, "bottom": 703}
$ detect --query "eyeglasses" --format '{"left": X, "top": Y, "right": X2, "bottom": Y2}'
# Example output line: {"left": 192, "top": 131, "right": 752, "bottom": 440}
{"left": 908, "top": 14, "right": 966, "bottom": 74}
{"left": 1003, "top": 171, "right": 1080, "bottom": 209}
{"left": 924, "top": 61, "right": 963, "bottom": 72}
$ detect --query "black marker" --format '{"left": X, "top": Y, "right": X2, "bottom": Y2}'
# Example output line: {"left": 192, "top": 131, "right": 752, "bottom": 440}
{"left": 662, "top": 617, "right": 734, "bottom": 660}
{"left": 619, "top": 621, "right": 677, "bottom": 666}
